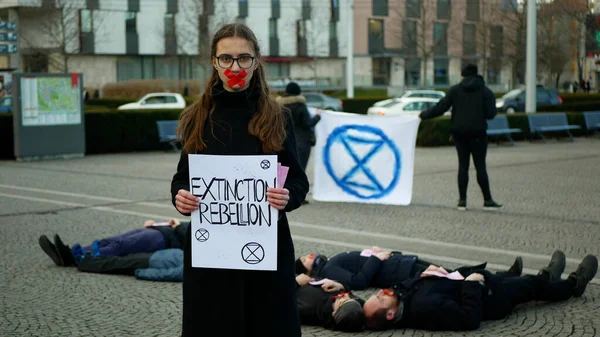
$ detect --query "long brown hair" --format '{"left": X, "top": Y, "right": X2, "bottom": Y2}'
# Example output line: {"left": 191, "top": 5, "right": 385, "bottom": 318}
{"left": 177, "top": 23, "right": 286, "bottom": 154}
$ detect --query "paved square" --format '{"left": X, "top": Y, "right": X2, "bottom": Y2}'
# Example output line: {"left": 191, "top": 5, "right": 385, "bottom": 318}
{"left": 1, "top": 138, "right": 598, "bottom": 336}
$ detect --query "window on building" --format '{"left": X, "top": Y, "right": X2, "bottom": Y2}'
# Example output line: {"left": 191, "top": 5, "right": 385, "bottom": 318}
{"left": 154, "top": 57, "right": 180, "bottom": 79}
{"left": 406, "top": 0, "right": 420, "bottom": 19}
{"left": 487, "top": 61, "right": 501, "bottom": 84}
{"left": 297, "top": 20, "right": 307, "bottom": 56}
{"left": 372, "top": 57, "right": 391, "bottom": 85}
{"left": 272, "top": 0, "right": 280, "bottom": 18}
{"left": 491, "top": 25, "right": 503, "bottom": 56}
{"left": 125, "top": 12, "right": 138, "bottom": 54}
{"left": 203, "top": 0, "right": 214, "bottom": 15}
{"left": 331, "top": 0, "right": 339, "bottom": 22}
{"left": 437, "top": 0, "right": 450, "bottom": 20}
{"left": 433, "top": 22, "right": 447, "bottom": 56}
{"left": 405, "top": 58, "right": 421, "bottom": 86}
{"left": 302, "top": 0, "right": 311, "bottom": 20}
{"left": 501, "top": 0, "right": 517, "bottom": 12}
{"left": 127, "top": 0, "right": 140, "bottom": 12}
{"left": 269, "top": 18, "right": 279, "bottom": 56}
{"left": 466, "top": 0, "right": 480, "bottom": 21}
{"left": 23, "top": 53, "right": 49, "bottom": 73}
{"left": 329, "top": 21, "right": 338, "bottom": 57}
{"left": 86, "top": 0, "right": 99, "bottom": 9}
{"left": 164, "top": 14, "right": 177, "bottom": 55}
{"left": 463, "top": 24, "right": 476, "bottom": 56}
{"left": 368, "top": 19, "right": 384, "bottom": 54}
{"left": 373, "top": 0, "right": 388, "bottom": 16}
{"left": 434, "top": 58, "right": 449, "bottom": 85}
{"left": 80, "top": 9, "right": 93, "bottom": 33}
{"left": 167, "top": 0, "right": 178, "bottom": 13}
{"left": 117, "top": 57, "right": 143, "bottom": 81}
{"left": 239, "top": 0, "right": 248, "bottom": 18}
{"left": 265, "top": 62, "right": 290, "bottom": 78}
{"left": 403, "top": 20, "right": 417, "bottom": 56}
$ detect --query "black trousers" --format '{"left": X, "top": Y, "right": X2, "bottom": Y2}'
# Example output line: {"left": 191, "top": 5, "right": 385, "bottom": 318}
{"left": 483, "top": 275, "right": 575, "bottom": 320}
{"left": 297, "top": 144, "right": 312, "bottom": 171}
{"left": 453, "top": 132, "right": 492, "bottom": 201}
{"left": 76, "top": 253, "right": 151, "bottom": 275}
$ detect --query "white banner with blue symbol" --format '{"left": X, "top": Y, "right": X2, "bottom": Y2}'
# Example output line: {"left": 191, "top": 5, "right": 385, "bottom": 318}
{"left": 313, "top": 111, "right": 420, "bottom": 205}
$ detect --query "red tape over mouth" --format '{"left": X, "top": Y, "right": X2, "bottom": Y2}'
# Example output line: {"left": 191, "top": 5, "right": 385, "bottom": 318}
{"left": 224, "top": 69, "right": 247, "bottom": 88}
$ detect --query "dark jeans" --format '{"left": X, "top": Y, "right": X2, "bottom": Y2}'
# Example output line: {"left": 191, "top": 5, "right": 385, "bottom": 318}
{"left": 81, "top": 228, "right": 166, "bottom": 257}
{"left": 483, "top": 274, "right": 575, "bottom": 320}
{"left": 76, "top": 253, "right": 151, "bottom": 275}
{"left": 453, "top": 132, "right": 492, "bottom": 201}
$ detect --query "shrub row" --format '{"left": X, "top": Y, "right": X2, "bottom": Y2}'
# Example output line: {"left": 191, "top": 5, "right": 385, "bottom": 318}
{"left": 0, "top": 110, "right": 593, "bottom": 159}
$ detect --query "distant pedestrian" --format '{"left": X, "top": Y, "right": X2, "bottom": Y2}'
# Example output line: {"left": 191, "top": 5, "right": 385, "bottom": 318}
{"left": 277, "top": 81, "right": 321, "bottom": 171}
{"left": 420, "top": 64, "right": 503, "bottom": 211}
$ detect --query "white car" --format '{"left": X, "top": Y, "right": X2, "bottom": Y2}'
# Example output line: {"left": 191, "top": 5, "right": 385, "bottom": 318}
{"left": 372, "top": 90, "right": 446, "bottom": 107}
{"left": 117, "top": 93, "right": 186, "bottom": 110}
{"left": 367, "top": 97, "right": 447, "bottom": 117}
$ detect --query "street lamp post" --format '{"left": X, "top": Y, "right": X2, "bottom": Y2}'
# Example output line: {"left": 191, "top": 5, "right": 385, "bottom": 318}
{"left": 525, "top": 0, "right": 537, "bottom": 113}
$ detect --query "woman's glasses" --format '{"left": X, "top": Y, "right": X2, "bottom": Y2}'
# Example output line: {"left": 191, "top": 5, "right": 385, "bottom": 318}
{"left": 216, "top": 55, "right": 255, "bottom": 69}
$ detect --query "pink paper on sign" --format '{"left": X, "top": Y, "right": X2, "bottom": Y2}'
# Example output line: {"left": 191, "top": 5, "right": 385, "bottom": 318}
{"left": 277, "top": 163, "right": 289, "bottom": 188}
{"left": 308, "top": 278, "right": 331, "bottom": 285}
{"left": 421, "top": 270, "right": 465, "bottom": 280}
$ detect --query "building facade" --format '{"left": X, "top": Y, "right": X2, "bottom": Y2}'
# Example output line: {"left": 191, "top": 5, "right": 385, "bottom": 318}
{"left": 0, "top": 0, "right": 349, "bottom": 94}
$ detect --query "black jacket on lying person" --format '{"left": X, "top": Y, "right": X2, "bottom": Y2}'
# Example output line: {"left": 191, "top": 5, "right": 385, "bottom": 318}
{"left": 392, "top": 267, "right": 577, "bottom": 331}
{"left": 296, "top": 283, "right": 364, "bottom": 331}
{"left": 312, "top": 251, "right": 420, "bottom": 290}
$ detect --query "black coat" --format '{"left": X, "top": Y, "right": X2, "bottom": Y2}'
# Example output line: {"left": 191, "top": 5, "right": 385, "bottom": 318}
{"left": 420, "top": 75, "right": 496, "bottom": 135}
{"left": 278, "top": 95, "right": 321, "bottom": 147}
{"left": 313, "top": 251, "right": 418, "bottom": 290}
{"left": 171, "top": 84, "right": 309, "bottom": 337}
{"left": 394, "top": 268, "right": 502, "bottom": 331}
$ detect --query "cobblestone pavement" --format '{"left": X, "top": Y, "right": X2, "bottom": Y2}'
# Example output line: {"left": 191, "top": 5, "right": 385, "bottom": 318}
{"left": 1, "top": 138, "right": 599, "bottom": 336}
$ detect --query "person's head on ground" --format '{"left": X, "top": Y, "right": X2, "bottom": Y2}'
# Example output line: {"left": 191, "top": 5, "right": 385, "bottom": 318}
{"left": 332, "top": 293, "right": 365, "bottom": 332}
{"left": 363, "top": 288, "right": 403, "bottom": 330}
{"left": 284, "top": 82, "right": 301, "bottom": 96}
{"left": 178, "top": 23, "right": 286, "bottom": 154}
{"left": 295, "top": 253, "right": 328, "bottom": 275}
{"left": 295, "top": 253, "right": 316, "bottom": 274}
{"left": 461, "top": 63, "right": 478, "bottom": 78}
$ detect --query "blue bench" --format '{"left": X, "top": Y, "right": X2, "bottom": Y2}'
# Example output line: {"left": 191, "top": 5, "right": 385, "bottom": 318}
{"left": 527, "top": 113, "right": 581, "bottom": 143}
{"left": 156, "top": 120, "right": 179, "bottom": 151}
{"left": 583, "top": 111, "right": 600, "bottom": 135}
{"left": 486, "top": 115, "right": 522, "bottom": 146}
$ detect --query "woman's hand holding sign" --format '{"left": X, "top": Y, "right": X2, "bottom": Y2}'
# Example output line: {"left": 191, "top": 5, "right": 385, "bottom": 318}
{"left": 266, "top": 187, "right": 289, "bottom": 210}
{"left": 176, "top": 189, "right": 199, "bottom": 214}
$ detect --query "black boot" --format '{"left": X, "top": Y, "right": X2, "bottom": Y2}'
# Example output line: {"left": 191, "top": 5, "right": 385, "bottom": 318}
{"left": 569, "top": 255, "right": 598, "bottom": 297}
{"left": 507, "top": 256, "right": 523, "bottom": 276}
{"left": 39, "top": 235, "right": 64, "bottom": 266}
{"left": 54, "top": 234, "right": 76, "bottom": 266}
{"left": 538, "top": 250, "right": 566, "bottom": 281}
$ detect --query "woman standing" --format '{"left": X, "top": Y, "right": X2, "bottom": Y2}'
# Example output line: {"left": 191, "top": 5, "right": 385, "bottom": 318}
{"left": 171, "top": 24, "right": 308, "bottom": 336}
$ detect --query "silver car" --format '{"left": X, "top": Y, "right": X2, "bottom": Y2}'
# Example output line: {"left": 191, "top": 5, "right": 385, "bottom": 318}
{"left": 303, "top": 92, "right": 344, "bottom": 111}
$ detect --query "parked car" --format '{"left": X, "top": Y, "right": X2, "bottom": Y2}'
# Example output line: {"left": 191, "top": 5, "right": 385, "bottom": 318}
{"left": 496, "top": 87, "right": 562, "bottom": 113}
{"left": 302, "top": 92, "right": 344, "bottom": 111}
{"left": 372, "top": 90, "right": 446, "bottom": 107}
{"left": 0, "top": 95, "right": 12, "bottom": 113}
{"left": 117, "top": 93, "right": 186, "bottom": 110}
{"left": 367, "top": 97, "right": 449, "bottom": 117}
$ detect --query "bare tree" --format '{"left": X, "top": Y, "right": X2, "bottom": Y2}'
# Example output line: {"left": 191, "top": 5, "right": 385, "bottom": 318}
{"left": 535, "top": 1, "right": 577, "bottom": 89}
{"left": 390, "top": 0, "right": 447, "bottom": 88}
{"left": 553, "top": 0, "right": 594, "bottom": 82}
{"left": 497, "top": 0, "right": 528, "bottom": 88}
{"left": 19, "top": 1, "right": 107, "bottom": 73}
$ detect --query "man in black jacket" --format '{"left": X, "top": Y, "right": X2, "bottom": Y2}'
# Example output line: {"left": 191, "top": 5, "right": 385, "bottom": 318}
{"left": 420, "top": 64, "right": 502, "bottom": 211}
{"left": 363, "top": 251, "right": 598, "bottom": 331}
{"left": 277, "top": 82, "right": 321, "bottom": 171}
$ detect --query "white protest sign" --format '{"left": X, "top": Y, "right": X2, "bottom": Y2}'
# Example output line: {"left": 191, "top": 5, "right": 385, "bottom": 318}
{"left": 313, "top": 111, "right": 420, "bottom": 205}
{"left": 188, "top": 154, "right": 278, "bottom": 271}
